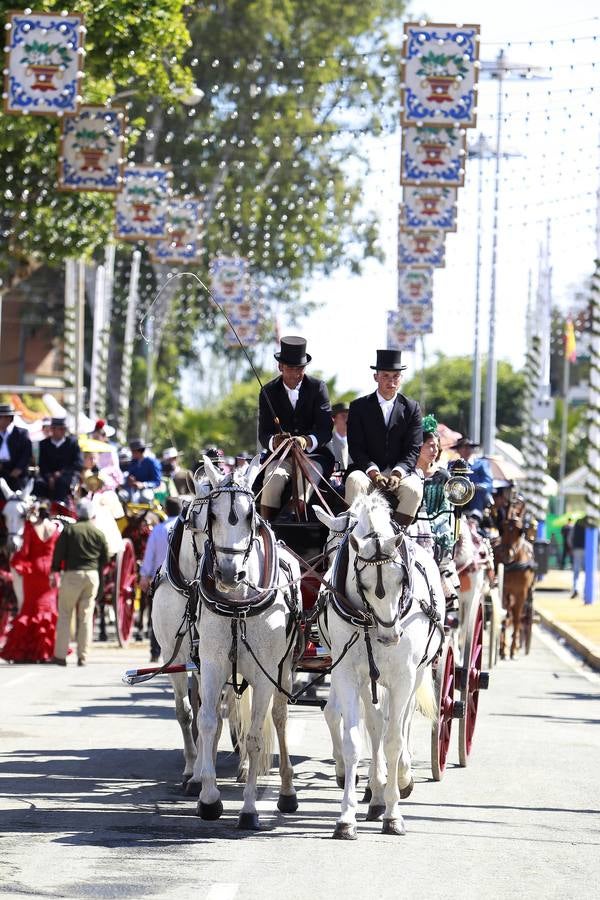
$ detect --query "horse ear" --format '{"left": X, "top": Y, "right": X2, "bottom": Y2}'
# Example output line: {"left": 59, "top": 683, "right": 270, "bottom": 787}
{"left": 314, "top": 506, "right": 347, "bottom": 533}
{"left": 22, "top": 478, "right": 34, "bottom": 500}
{"left": 244, "top": 453, "right": 262, "bottom": 489}
{"left": 202, "top": 455, "right": 222, "bottom": 487}
{"left": 0, "top": 477, "right": 12, "bottom": 499}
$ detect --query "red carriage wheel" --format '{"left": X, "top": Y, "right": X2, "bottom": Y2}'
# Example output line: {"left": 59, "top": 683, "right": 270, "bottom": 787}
{"left": 458, "top": 600, "right": 488, "bottom": 767}
{"left": 113, "top": 538, "right": 137, "bottom": 647}
{"left": 431, "top": 640, "right": 457, "bottom": 781}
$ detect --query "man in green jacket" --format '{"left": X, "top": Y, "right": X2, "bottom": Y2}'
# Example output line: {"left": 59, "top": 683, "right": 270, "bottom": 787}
{"left": 51, "top": 499, "right": 109, "bottom": 667}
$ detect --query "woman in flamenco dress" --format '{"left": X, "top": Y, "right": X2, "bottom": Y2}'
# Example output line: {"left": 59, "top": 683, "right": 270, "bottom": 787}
{"left": 0, "top": 503, "right": 62, "bottom": 663}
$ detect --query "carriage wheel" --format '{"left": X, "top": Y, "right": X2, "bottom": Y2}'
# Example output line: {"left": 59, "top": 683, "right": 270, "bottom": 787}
{"left": 520, "top": 588, "right": 534, "bottom": 656}
{"left": 431, "top": 641, "right": 456, "bottom": 781}
{"left": 113, "top": 538, "right": 136, "bottom": 647}
{"left": 458, "top": 600, "right": 486, "bottom": 767}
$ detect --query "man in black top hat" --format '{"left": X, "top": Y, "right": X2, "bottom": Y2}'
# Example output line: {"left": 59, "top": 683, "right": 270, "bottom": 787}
{"left": 451, "top": 436, "right": 493, "bottom": 514}
{"left": 346, "top": 349, "right": 423, "bottom": 526}
{"left": 0, "top": 403, "right": 33, "bottom": 491}
{"left": 35, "top": 417, "right": 83, "bottom": 501}
{"left": 257, "top": 335, "right": 334, "bottom": 520}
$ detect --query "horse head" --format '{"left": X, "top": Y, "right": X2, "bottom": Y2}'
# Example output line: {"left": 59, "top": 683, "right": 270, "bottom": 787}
{"left": 0, "top": 478, "right": 34, "bottom": 553}
{"left": 201, "top": 453, "right": 261, "bottom": 593}
{"left": 348, "top": 492, "right": 406, "bottom": 646}
{"left": 313, "top": 501, "right": 359, "bottom": 563}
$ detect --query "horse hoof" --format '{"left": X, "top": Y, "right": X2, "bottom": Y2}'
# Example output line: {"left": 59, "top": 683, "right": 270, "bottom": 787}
{"left": 361, "top": 786, "right": 372, "bottom": 804}
{"left": 335, "top": 774, "right": 345, "bottom": 789}
{"left": 197, "top": 799, "right": 223, "bottom": 820}
{"left": 183, "top": 779, "right": 202, "bottom": 797}
{"left": 382, "top": 817, "right": 406, "bottom": 836}
{"left": 366, "top": 804, "right": 385, "bottom": 822}
{"left": 238, "top": 812, "right": 261, "bottom": 831}
{"left": 400, "top": 778, "right": 414, "bottom": 799}
{"left": 332, "top": 822, "right": 357, "bottom": 840}
{"left": 277, "top": 793, "right": 298, "bottom": 813}
{"left": 236, "top": 769, "right": 248, "bottom": 784}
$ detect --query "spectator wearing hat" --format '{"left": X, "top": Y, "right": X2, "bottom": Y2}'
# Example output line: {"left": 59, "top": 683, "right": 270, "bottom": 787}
{"left": 257, "top": 335, "right": 334, "bottom": 521}
{"left": 346, "top": 349, "right": 423, "bottom": 527}
{"left": 327, "top": 401, "right": 352, "bottom": 473}
{"left": 0, "top": 402, "right": 33, "bottom": 491}
{"left": 89, "top": 418, "right": 116, "bottom": 443}
{"left": 35, "top": 417, "right": 83, "bottom": 502}
{"left": 451, "top": 436, "right": 493, "bottom": 515}
{"left": 50, "top": 498, "right": 109, "bottom": 666}
{"left": 161, "top": 447, "right": 193, "bottom": 496}
{"left": 123, "top": 439, "right": 162, "bottom": 503}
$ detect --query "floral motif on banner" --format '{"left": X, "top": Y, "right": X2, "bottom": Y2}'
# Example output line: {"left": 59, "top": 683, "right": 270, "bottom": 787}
{"left": 387, "top": 311, "right": 417, "bottom": 351}
{"left": 59, "top": 106, "right": 124, "bottom": 191}
{"left": 401, "top": 22, "right": 480, "bottom": 128}
{"left": 223, "top": 290, "right": 262, "bottom": 347}
{"left": 150, "top": 198, "right": 203, "bottom": 264}
{"left": 401, "top": 126, "right": 466, "bottom": 187}
{"left": 115, "top": 167, "right": 172, "bottom": 241}
{"left": 397, "top": 266, "right": 433, "bottom": 304}
{"left": 210, "top": 256, "right": 248, "bottom": 304}
{"left": 398, "top": 229, "right": 446, "bottom": 267}
{"left": 398, "top": 301, "right": 434, "bottom": 334}
{"left": 3, "top": 12, "right": 84, "bottom": 116}
{"left": 401, "top": 186, "right": 457, "bottom": 231}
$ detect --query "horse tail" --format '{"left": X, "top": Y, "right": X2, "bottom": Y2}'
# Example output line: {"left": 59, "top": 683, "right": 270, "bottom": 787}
{"left": 416, "top": 666, "right": 437, "bottom": 721}
{"left": 229, "top": 687, "right": 275, "bottom": 777}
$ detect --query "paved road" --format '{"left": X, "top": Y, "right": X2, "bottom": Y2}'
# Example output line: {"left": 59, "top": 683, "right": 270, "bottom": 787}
{"left": 1, "top": 628, "right": 599, "bottom": 900}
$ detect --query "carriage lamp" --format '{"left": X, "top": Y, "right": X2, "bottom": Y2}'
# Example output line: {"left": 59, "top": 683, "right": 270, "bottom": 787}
{"left": 445, "top": 475, "right": 475, "bottom": 507}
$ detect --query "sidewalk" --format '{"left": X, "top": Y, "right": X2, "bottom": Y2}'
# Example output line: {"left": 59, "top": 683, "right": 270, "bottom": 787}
{"left": 534, "top": 568, "right": 600, "bottom": 671}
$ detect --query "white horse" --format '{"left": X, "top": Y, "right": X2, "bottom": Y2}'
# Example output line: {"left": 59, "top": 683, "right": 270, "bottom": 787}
{"left": 0, "top": 478, "right": 35, "bottom": 610}
{"left": 184, "top": 455, "right": 301, "bottom": 830}
{"left": 316, "top": 491, "right": 444, "bottom": 840}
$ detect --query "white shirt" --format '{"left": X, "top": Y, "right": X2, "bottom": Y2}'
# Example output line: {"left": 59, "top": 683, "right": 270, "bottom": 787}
{"left": 376, "top": 391, "right": 396, "bottom": 427}
{"left": 50, "top": 437, "right": 66, "bottom": 448}
{"left": 267, "top": 379, "right": 317, "bottom": 452}
{"left": 0, "top": 421, "right": 14, "bottom": 462}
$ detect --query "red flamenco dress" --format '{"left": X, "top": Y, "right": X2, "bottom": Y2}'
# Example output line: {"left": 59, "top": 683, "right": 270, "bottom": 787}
{"left": 0, "top": 520, "right": 61, "bottom": 663}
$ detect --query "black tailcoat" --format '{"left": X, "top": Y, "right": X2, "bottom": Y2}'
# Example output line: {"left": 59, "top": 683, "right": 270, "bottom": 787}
{"left": 0, "top": 426, "right": 33, "bottom": 473}
{"left": 258, "top": 374, "right": 334, "bottom": 474}
{"left": 38, "top": 435, "right": 84, "bottom": 478}
{"left": 347, "top": 391, "right": 422, "bottom": 475}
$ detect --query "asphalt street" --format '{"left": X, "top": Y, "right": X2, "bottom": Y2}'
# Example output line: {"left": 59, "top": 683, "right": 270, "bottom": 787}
{"left": 1, "top": 627, "right": 598, "bottom": 900}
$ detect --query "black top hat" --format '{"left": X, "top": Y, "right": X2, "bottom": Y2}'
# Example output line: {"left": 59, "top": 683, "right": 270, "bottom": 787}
{"left": 451, "top": 436, "right": 479, "bottom": 450}
{"left": 274, "top": 335, "right": 312, "bottom": 366}
{"left": 50, "top": 416, "right": 67, "bottom": 427}
{"left": 0, "top": 403, "right": 16, "bottom": 416}
{"left": 128, "top": 437, "right": 146, "bottom": 451}
{"left": 370, "top": 349, "right": 407, "bottom": 371}
{"left": 331, "top": 401, "right": 350, "bottom": 416}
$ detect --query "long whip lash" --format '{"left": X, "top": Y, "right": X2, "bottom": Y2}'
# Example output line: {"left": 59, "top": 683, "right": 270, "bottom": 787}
{"left": 140, "top": 271, "right": 282, "bottom": 431}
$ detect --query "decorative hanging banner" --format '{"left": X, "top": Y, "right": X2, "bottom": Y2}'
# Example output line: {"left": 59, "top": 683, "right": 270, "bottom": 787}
{"left": 115, "top": 166, "right": 172, "bottom": 242}
{"left": 3, "top": 11, "right": 84, "bottom": 116}
{"left": 401, "top": 125, "right": 466, "bottom": 187}
{"left": 387, "top": 311, "right": 417, "bottom": 351}
{"left": 398, "top": 229, "right": 446, "bottom": 267}
{"left": 398, "top": 301, "right": 434, "bottom": 334}
{"left": 210, "top": 256, "right": 248, "bottom": 303}
{"left": 401, "top": 186, "right": 457, "bottom": 231}
{"left": 397, "top": 266, "right": 433, "bottom": 304}
{"left": 149, "top": 197, "right": 204, "bottom": 264}
{"left": 401, "top": 22, "right": 480, "bottom": 128}
{"left": 58, "top": 105, "right": 125, "bottom": 192}
{"left": 223, "top": 288, "right": 262, "bottom": 348}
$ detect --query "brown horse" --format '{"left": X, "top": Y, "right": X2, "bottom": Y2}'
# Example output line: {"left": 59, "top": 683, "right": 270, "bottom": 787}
{"left": 494, "top": 497, "right": 537, "bottom": 659}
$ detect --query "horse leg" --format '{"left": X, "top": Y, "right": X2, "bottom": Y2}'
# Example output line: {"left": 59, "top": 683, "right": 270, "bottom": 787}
{"left": 272, "top": 665, "right": 297, "bottom": 813}
{"left": 238, "top": 679, "right": 273, "bottom": 830}
{"left": 511, "top": 592, "right": 525, "bottom": 659}
{"left": 397, "top": 694, "right": 416, "bottom": 800}
{"left": 197, "top": 658, "right": 229, "bottom": 820}
{"left": 323, "top": 684, "right": 345, "bottom": 788}
{"left": 360, "top": 684, "right": 386, "bottom": 821}
{"left": 168, "top": 671, "right": 198, "bottom": 792}
{"left": 381, "top": 692, "right": 408, "bottom": 836}
{"left": 332, "top": 672, "right": 361, "bottom": 840}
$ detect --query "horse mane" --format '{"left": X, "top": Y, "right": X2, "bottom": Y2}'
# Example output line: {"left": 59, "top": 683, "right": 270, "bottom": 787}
{"left": 354, "top": 489, "right": 394, "bottom": 537}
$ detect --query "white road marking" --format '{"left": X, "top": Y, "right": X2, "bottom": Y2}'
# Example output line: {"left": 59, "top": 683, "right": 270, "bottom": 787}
{"left": 205, "top": 884, "right": 238, "bottom": 900}
{"left": 535, "top": 625, "right": 600, "bottom": 684}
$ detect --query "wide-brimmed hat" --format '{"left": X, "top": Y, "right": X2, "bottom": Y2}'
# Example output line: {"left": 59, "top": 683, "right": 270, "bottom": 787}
{"left": 274, "top": 335, "right": 312, "bottom": 366}
{"left": 370, "top": 349, "right": 407, "bottom": 371}
{"left": 331, "top": 401, "right": 350, "bottom": 416}
{"left": 451, "top": 436, "right": 479, "bottom": 450}
{"left": 0, "top": 403, "right": 16, "bottom": 417}
{"left": 128, "top": 438, "right": 146, "bottom": 451}
{"left": 50, "top": 416, "right": 67, "bottom": 427}
{"left": 90, "top": 418, "right": 116, "bottom": 438}
{"left": 162, "top": 446, "right": 179, "bottom": 460}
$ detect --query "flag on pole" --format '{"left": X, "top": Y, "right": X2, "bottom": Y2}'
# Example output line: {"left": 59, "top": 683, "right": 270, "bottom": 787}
{"left": 564, "top": 317, "right": 577, "bottom": 363}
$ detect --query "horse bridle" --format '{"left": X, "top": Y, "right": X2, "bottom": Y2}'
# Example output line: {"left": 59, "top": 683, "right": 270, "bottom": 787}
{"left": 2, "top": 494, "right": 30, "bottom": 541}
{"left": 353, "top": 529, "right": 406, "bottom": 629}
{"left": 186, "top": 481, "right": 257, "bottom": 572}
